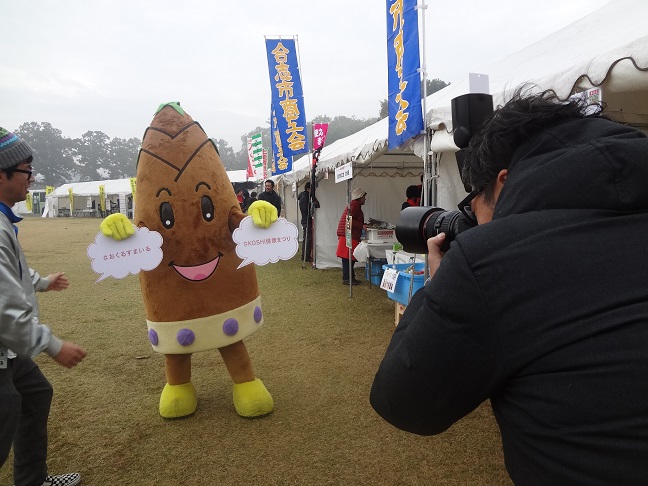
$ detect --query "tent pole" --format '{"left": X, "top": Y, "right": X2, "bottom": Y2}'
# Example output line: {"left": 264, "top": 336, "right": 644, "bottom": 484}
{"left": 418, "top": 0, "right": 431, "bottom": 207}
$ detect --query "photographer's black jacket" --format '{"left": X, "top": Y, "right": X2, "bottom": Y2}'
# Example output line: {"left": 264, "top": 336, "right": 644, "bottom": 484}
{"left": 371, "top": 118, "right": 648, "bottom": 485}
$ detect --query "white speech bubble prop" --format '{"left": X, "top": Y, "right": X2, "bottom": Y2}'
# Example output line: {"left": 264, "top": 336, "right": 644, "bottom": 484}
{"left": 233, "top": 216, "right": 299, "bottom": 268}
{"left": 87, "top": 226, "right": 163, "bottom": 282}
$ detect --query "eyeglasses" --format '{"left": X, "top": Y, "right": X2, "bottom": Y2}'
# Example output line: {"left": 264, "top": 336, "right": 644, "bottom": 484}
{"left": 457, "top": 188, "right": 480, "bottom": 226}
{"left": 13, "top": 169, "right": 33, "bottom": 179}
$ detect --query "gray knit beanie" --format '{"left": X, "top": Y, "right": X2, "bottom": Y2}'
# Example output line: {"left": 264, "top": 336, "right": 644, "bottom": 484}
{"left": 0, "top": 127, "right": 33, "bottom": 170}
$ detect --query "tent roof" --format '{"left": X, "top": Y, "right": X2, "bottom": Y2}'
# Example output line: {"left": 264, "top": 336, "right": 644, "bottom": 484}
{"left": 49, "top": 170, "right": 252, "bottom": 196}
{"left": 49, "top": 178, "right": 132, "bottom": 197}
{"left": 279, "top": 0, "right": 648, "bottom": 185}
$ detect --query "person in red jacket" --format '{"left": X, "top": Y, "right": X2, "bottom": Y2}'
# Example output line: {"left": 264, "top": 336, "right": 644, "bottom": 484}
{"left": 335, "top": 188, "right": 366, "bottom": 285}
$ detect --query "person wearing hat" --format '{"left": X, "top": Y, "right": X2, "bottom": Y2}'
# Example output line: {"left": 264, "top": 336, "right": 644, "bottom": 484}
{"left": 0, "top": 127, "right": 86, "bottom": 486}
{"left": 335, "top": 188, "right": 367, "bottom": 285}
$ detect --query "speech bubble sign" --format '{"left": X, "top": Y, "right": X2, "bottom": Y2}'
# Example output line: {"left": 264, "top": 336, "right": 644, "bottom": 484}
{"left": 87, "top": 226, "right": 163, "bottom": 282}
{"left": 233, "top": 216, "right": 299, "bottom": 268}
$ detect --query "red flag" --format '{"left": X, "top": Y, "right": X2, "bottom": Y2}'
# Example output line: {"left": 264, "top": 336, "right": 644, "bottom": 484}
{"left": 246, "top": 137, "right": 255, "bottom": 179}
{"left": 312, "top": 123, "right": 329, "bottom": 166}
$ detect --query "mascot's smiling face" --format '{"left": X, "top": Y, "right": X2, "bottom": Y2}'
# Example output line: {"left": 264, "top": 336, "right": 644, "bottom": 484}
{"left": 135, "top": 103, "right": 241, "bottom": 285}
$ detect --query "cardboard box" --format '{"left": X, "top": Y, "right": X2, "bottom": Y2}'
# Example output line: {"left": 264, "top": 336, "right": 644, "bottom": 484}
{"left": 382, "top": 263, "right": 426, "bottom": 305}
{"left": 395, "top": 302, "right": 407, "bottom": 326}
{"left": 366, "top": 228, "right": 397, "bottom": 244}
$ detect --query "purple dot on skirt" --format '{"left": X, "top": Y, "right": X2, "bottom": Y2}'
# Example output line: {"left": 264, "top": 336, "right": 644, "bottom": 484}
{"left": 177, "top": 328, "right": 195, "bottom": 346}
{"left": 148, "top": 329, "right": 159, "bottom": 346}
{"left": 223, "top": 318, "right": 239, "bottom": 336}
{"left": 254, "top": 306, "right": 262, "bottom": 323}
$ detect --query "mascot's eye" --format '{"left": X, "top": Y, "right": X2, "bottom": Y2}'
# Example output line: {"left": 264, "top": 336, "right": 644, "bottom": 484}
{"left": 159, "top": 202, "right": 175, "bottom": 229}
{"left": 201, "top": 195, "right": 214, "bottom": 222}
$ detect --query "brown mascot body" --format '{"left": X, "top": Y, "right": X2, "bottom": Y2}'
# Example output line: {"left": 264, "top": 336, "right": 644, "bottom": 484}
{"left": 134, "top": 102, "right": 273, "bottom": 418}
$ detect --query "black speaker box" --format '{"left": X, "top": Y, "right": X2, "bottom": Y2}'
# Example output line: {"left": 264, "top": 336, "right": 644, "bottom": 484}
{"left": 451, "top": 93, "right": 493, "bottom": 149}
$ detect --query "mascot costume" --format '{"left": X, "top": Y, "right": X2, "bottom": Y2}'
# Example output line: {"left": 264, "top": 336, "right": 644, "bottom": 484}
{"left": 101, "top": 102, "right": 275, "bottom": 419}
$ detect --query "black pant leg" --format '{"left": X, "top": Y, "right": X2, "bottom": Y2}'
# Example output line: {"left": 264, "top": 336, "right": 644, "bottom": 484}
{"left": 12, "top": 357, "right": 52, "bottom": 486}
{"left": 0, "top": 361, "right": 21, "bottom": 468}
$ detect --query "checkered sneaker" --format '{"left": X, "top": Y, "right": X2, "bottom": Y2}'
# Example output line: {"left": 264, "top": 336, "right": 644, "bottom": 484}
{"left": 42, "top": 473, "right": 81, "bottom": 486}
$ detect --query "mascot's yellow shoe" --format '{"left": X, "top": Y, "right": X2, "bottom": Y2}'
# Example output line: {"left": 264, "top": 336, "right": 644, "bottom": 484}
{"left": 233, "top": 378, "right": 274, "bottom": 417}
{"left": 159, "top": 382, "right": 197, "bottom": 419}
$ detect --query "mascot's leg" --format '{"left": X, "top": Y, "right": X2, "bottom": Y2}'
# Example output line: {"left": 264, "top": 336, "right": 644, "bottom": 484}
{"left": 219, "top": 341, "right": 273, "bottom": 417}
{"left": 159, "top": 353, "right": 197, "bottom": 419}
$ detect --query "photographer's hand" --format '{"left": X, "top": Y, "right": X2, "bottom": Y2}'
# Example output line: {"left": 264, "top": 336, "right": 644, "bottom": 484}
{"left": 426, "top": 233, "right": 446, "bottom": 278}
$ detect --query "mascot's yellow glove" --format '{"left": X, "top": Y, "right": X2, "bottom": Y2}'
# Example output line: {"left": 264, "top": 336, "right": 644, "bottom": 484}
{"left": 247, "top": 200, "right": 278, "bottom": 229}
{"left": 100, "top": 213, "right": 135, "bottom": 241}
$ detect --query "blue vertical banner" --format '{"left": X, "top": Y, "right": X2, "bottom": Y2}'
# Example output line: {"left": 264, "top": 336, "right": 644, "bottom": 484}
{"left": 386, "top": 0, "right": 424, "bottom": 149}
{"left": 266, "top": 37, "right": 309, "bottom": 174}
{"left": 269, "top": 104, "right": 285, "bottom": 175}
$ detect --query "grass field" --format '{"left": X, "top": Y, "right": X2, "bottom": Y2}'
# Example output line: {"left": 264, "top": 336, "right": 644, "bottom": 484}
{"left": 1, "top": 216, "right": 510, "bottom": 485}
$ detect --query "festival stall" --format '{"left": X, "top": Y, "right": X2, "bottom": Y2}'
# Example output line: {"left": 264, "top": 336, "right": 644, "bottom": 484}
{"left": 46, "top": 178, "right": 133, "bottom": 218}
{"left": 278, "top": 0, "right": 648, "bottom": 271}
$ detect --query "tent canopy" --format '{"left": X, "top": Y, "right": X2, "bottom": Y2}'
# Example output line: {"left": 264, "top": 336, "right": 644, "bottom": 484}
{"left": 280, "top": 0, "right": 648, "bottom": 188}
{"left": 277, "top": 0, "right": 648, "bottom": 269}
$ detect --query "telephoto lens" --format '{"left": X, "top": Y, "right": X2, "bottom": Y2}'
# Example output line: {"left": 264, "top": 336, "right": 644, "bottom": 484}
{"left": 396, "top": 206, "right": 476, "bottom": 254}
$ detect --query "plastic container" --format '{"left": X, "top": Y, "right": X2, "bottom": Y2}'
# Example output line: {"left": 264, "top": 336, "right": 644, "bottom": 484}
{"left": 382, "top": 263, "right": 426, "bottom": 305}
{"left": 365, "top": 257, "right": 387, "bottom": 285}
{"left": 366, "top": 228, "right": 397, "bottom": 243}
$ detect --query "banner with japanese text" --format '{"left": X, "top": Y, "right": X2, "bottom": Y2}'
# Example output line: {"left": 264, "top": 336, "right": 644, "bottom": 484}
{"left": 68, "top": 188, "right": 74, "bottom": 213}
{"left": 251, "top": 133, "right": 264, "bottom": 181}
{"left": 386, "top": 0, "right": 424, "bottom": 149}
{"left": 246, "top": 137, "right": 255, "bottom": 179}
{"left": 25, "top": 193, "right": 32, "bottom": 212}
{"left": 262, "top": 148, "right": 268, "bottom": 180}
{"left": 270, "top": 104, "right": 287, "bottom": 174}
{"left": 129, "top": 177, "right": 137, "bottom": 202}
{"left": 45, "top": 185, "right": 54, "bottom": 196}
{"left": 99, "top": 184, "right": 106, "bottom": 212}
{"left": 266, "top": 37, "right": 309, "bottom": 172}
{"left": 312, "top": 123, "right": 329, "bottom": 166}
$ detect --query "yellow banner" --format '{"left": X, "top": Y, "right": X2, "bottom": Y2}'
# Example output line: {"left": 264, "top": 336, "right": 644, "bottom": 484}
{"left": 25, "top": 193, "right": 33, "bottom": 212}
{"left": 99, "top": 185, "right": 106, "bottom": 212}
{"left": 130, "top": 177, "right": 136, "bottom": 201}
{"left": 68, "top": 188, "right": 74, "bottom": 214}
{"left": 45, "top": 185, "right": 54, "bottom": 196}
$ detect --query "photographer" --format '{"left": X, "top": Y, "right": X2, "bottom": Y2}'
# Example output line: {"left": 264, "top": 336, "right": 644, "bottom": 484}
{"left": 370, "top": 89, "right": 648, "bottom": 484}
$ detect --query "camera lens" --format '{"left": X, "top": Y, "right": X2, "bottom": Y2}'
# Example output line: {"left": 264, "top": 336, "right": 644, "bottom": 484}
{"left": 396, "top": 206, "right": 476, "bottom": 254}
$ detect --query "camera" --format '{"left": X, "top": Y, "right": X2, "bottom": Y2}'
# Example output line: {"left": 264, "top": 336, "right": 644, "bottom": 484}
{"left": 395, "top": 93, "right": 493, "bottom": 254}
{"left": 396, "top": 206, "right": 475, "bottom": 254}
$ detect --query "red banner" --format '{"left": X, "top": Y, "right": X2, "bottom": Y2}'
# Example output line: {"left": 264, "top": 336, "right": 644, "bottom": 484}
{"left": 246, "top": 137, "right": 255, "bottom": 179}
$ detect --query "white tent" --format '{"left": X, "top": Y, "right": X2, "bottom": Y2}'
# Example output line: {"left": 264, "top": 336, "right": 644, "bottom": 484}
{"left": 45, "top": 170, "right": 254, "bottom": 218}
{"left": 278, "top": 0, "right": 648, "bottom": 269}
{"left": 47, "top": 178, "right": 133, "bottom": 217}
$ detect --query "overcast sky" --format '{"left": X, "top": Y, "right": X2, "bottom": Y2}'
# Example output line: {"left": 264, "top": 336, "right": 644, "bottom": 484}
{"left": 1, "top": 0, "right": 610, "bottom": 150}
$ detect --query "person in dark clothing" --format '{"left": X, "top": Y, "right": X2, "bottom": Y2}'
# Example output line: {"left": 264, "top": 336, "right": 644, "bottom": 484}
{"left": 370, "top": 89, "right": 648, "bottom": 485}
{"left": 243, "top": 191, "right": 257, "bottom": 213}
{"left": 258, "top": 179, "right": 281, "bottom": 216}
{"left": 401, "top": 185, "right": 421, "bottom": 210}
{"left": 297, "top": 182, "right": 320, "bottom": 262}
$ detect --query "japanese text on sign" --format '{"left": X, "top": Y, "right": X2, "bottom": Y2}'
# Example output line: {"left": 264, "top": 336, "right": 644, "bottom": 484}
{"left": 389, "top": 0, "right": 410, "bottom": 135}
{"left": 271, "top": 43, "right": 307, "bottom": 152}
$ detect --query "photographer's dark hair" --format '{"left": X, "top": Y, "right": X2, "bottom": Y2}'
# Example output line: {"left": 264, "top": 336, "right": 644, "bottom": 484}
{"left": 462, "top": 87, "right": 607, "bottom": 202}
